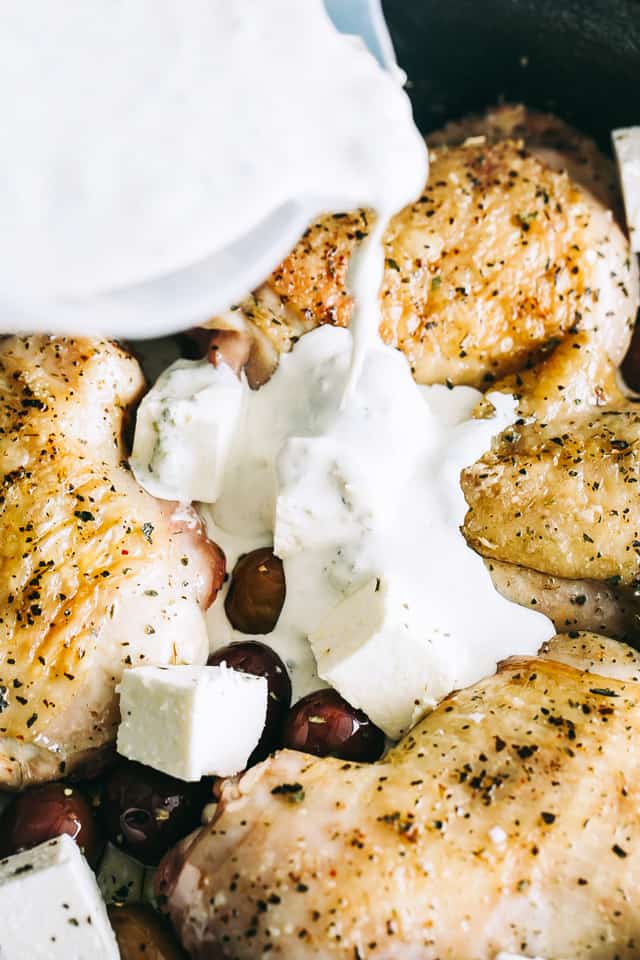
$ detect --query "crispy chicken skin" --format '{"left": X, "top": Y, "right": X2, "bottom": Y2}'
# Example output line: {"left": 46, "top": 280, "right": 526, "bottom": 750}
{"left": 462, "top": 408, "right": 640, "bottom": 587}
{"left": 210, "top": 131, "right": 637, "bottom": 393}
{"left": 163, "top": 639, "right": 640, "bottom": 960}
{"left": 426, "top": 103, "right": 623, "bottom": 218}
{"left": 538, "top": 630, "right": 640, "bottom": 680}
{"left": 0, "top": 336, "right": 223, "bottom": 787}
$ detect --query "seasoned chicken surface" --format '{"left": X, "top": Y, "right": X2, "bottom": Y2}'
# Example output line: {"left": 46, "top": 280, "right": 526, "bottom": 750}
{"left": 462, "top": 408, "right": 640, "bottom": 587}
{"left": 211, "top": 134, "right": 637, "bottom": 393}
{"left": 538, "top": 630, "right": 640, "bottom": 681}
{"left": 163, "top": 640, "right": 640, "bottom": 960}
{"left": 486, "top": 559, "right": 640, "bottom": 643}
{"left": 0, "top": 337, "right": 223, "bottom": 787}
{"left": 426, "top": 103, "right": 623, "bottom": 218}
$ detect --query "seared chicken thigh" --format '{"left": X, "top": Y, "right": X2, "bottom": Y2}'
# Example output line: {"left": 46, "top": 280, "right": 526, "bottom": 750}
{"left": 210, "top": 135, "right": 637, "bottom": 394}
{"left": 163, "top": 638, "right": 640, "bottom": 960}
{"left": 0, "top": 337, "right": 223, "bottom": 787}
{"left": 426, "top": 103, "right": 623, "bottom": 217}
{"left": 462, "top": 408, "right": 640, "bottom": 586}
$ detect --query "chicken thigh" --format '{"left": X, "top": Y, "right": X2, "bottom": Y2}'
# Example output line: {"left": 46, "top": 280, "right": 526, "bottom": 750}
{"left": 462, "top": 407, "right": 640, "bottom": 587}
{"left": 426, "top": 103, "right": 623, "bottom": 218}
{"left": 162, "top": 636, "right": 640, "bottom": 960}
{"left": 0, "top": 336, "right": 223, "bottom": 787}
{"left": 209, "top": 132, "right": 637, "bottom": 394}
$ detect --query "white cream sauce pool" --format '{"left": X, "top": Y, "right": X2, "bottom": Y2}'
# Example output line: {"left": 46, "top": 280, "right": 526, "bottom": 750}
{"left": 132, "top": 327, "right": 553, "bottom": 738}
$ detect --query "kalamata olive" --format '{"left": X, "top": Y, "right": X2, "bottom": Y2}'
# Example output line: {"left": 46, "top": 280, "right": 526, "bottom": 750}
{"left": 207, "top": 640, "right": 292, "bottom": 761}
{"left": 103, "top": 761, "right": 208, "bottom": 865}
{"left": 622, "top": 319, "right": 640, "bottom": 392}
{"left": 224, "top": 548, "right": 285, "bottom": 634}
{"left": 281, "top": 689, "right": 385, "bottom": 762}
{"left": 0, "top": 782, "right": 101, "bottom": 866}
{"left": 108, "top": 904, "right": 187, "bottom": 960}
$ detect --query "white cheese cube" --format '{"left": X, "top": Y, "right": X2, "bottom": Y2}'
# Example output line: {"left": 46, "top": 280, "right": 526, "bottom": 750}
{"left": 274, "top": 436, "right": 371, "bottom": 558}
{"left": 0, "top": 834, "right": 119, "bottom": 959}
{"left": 309, "top": 576, "right": 442, "bottom": 740}
{"left": 130, "top": 357, "right": 245, "bottom": 503}
{"left": 613, "top": 127, "right": 640, "bottom": 252}
{"left": 117, "top": 664, "right": 267, "bottom": 780}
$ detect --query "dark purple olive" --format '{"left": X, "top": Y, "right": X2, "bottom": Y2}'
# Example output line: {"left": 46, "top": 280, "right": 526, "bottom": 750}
{"left": 103, "top": 761, "right": 208, "bottom": 865}
{"left": 224, "top": 548, "right": 285, "bottom": 634}
{"left": 0, "top": 782, "right": 101, "bottom": 866}
{"left": 208, "top": 640, "right": 292, "bottom": 761}
{"left": 281, "top": 689, "right": 385, "bottom": 763}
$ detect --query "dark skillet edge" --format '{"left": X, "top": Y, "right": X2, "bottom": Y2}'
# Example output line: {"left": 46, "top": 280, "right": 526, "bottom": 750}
{"left": 384, "top": 0, "right": 640, "bottom": 148}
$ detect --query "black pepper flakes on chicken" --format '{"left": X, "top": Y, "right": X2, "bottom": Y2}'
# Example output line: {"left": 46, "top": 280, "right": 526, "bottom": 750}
{"left": 162, "top": 635, "right": 640, "bottom": 960}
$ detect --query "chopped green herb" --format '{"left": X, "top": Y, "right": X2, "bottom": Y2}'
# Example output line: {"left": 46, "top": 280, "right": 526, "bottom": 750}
{"left": 271, "top": 782, "right": 305, "bottom": 804}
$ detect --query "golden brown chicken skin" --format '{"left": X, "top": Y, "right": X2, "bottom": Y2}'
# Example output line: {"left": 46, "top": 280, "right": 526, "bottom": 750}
{"left": 211, "top": 137, "right": 637, "bottom": 393}
{"left": 0, "top": 336, "right": 223, "bottom": 787}
{"left": 462, "top": 407, "right": 640, "bottom": 587}
{"left": 163, "top": 640, "right": 640, "bottom": 960}
{"left": 426, "top": 102, "right": 623, "bottom": 218}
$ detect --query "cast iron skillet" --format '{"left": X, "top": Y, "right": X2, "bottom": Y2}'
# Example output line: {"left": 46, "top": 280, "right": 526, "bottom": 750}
{"left": 384, "top": 0, "right": 640, "bottom": 147}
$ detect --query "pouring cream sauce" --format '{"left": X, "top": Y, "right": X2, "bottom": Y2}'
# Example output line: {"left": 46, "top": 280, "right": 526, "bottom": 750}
{"left": 129, "top": 0, "right": 553, "bottom": 738}
{"left": 0, "top": 0, "right": 424, "bottom": 326}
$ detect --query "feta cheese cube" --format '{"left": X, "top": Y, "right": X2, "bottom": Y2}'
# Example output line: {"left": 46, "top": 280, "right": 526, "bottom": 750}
{"left": 274, "top": 436, "right": 371, "bottom": 558}
{"left": 613, "top": 127, "right": 640, "bottom": 252}
{"left": 130, "top": 357, "right": 245, "bottom": 503}
{"left": 309, "top": 576, "right": 443, "bottom": 740}
{"left": 117, "top": 664, "right": 268, "bottom": 780}
{"left": 0, "top": 834, "right": 119, "bottom": 959}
